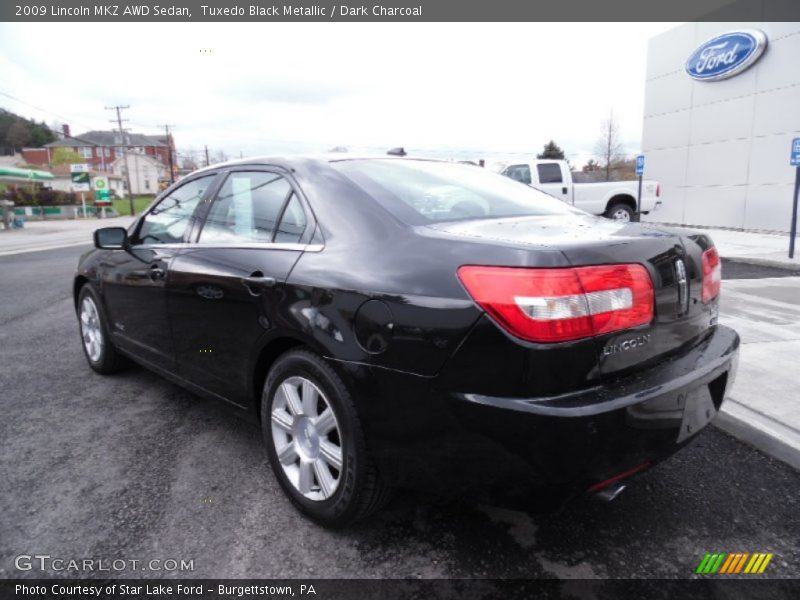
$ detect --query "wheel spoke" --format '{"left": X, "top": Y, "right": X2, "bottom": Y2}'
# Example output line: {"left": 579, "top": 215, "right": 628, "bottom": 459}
{"left": 282, "top": 382, "right": 303, "bottom": 416}
{"left": 271, "top": 408, "right": 293, "bottom": 432}
{"left": 314, "top": 408, "right": 336, "bottom": 435}
{"left": 276, "top": 442, "right": 298, "bottom": 466}
{"left": 301, "top": 380, "right": 319, "bottom": 416}
{"left": 313, "top": 459, "right": 335, "bottom": 498}
{"left": 319, "top": 439, "right": 342, "bottom": 470}
{"left": 298, "top": 461, "right": 313, "bottom": 494}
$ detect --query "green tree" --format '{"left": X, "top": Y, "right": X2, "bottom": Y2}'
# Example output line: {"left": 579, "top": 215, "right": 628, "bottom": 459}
{"left": 536, "top": 140, "right": 566, "bottom": 160}
{"left": 6, "top": 121, "right": 31, "bottom": 149}
{"left": 0, "top": 109, "right": 56, "bottom": 150}
{"left": 52, "top": 147, "right": 85, "bottom": 166}
{"left": 30, "top": 120, "right": 56, "bottom": 146}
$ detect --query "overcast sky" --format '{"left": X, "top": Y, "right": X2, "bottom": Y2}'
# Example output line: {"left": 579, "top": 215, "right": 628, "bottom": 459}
{"left": 0, "top": 22, "right": 676, "bottom": 166}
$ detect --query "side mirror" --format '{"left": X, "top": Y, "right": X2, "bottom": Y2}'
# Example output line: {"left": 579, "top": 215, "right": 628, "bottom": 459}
{"left": 94, "top": 227, "right": 128, "bottom": 249}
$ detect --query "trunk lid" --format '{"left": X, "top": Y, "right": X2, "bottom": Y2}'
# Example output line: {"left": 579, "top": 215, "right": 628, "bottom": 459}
{"left": 426, "top": 214, "right": 718, "bottom": 380}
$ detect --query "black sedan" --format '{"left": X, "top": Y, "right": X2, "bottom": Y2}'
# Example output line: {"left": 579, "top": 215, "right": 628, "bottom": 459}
{"left": 74, "top": 157, "right": 739, "bottom": 527}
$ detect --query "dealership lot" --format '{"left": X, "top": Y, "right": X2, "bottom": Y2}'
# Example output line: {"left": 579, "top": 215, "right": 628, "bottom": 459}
{"left": 1, "top": 245, "right": 798, "bottom": 581}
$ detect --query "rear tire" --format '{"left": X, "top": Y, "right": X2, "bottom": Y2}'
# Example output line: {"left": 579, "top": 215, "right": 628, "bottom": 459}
{"left": 77, "top": 284, "right": 127, "bottom": 374}
{"left": 605, "top": 202, "right": 635, "bottom": 222}
{"left": 262, "top": 349, "right": 392, "bottom": 527}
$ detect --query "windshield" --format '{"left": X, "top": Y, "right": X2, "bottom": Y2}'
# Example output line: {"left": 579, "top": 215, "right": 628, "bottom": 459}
{"left": 331, "top": 159, "right": 580, "bottom": 225}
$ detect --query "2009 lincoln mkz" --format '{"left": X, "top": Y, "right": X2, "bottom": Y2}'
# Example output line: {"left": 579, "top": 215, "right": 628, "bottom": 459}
{"left": 74, "top": 157, "right": 739, "bottom": 527}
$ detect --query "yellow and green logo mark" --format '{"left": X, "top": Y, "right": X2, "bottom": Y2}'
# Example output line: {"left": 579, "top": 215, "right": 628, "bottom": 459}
{"left": 696, "top": 552, "right": 774, "bottom": 574}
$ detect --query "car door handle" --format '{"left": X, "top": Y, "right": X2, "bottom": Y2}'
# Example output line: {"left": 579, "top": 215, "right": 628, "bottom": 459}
{"left": 241, "top": 275, "right": 276, "bottom": 294}
{"left": 562, "top": 186, "right": 568, "bottom": 195}
{"left": 149, "top": 265, "right": 166, "bottom": 280}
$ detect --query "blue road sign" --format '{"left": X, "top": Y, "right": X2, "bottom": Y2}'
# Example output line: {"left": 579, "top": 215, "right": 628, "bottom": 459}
{"left": 636, "top": 155, "right": 645, "bottom": 176}
{"left": 791, "top": 138, "right": 800, "bottom": 167}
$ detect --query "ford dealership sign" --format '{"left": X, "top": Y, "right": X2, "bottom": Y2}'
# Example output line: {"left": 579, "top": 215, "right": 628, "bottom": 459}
{"left": 686, "top": 30, "right": 767, "bottom": 81}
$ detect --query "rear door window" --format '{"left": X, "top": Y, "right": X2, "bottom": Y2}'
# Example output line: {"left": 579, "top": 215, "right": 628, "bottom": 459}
{"left": 198, "top": 172, "right": 291, "bottom": 244}
{"left": 274, "top": 193, "right": 308, "bottom": 243}
{"left": 536, "top": 163, "right": 563, "bottom": 184}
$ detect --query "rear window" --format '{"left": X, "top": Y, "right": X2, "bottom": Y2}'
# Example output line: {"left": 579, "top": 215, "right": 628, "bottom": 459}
{"left": 537, "top": 163, "right": 563, "bottom": 184}
{"left": 331, "top": 159, "right": 577, "bottom": 225}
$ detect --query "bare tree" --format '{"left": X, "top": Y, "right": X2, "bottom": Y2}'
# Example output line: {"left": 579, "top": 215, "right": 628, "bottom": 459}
{"left": 594, "top": 110, "right": 626, "bottom": 182}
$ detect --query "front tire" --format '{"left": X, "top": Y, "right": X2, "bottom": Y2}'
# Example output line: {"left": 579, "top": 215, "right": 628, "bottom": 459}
{"left": 262, "top": 349, "right": 391, "bottom": 527}
{"left": 77, "top": 285, "right": 127, "bottom": 374}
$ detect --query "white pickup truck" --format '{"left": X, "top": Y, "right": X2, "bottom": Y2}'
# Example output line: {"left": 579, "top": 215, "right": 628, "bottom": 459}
{"left": 498, "top": 159, "right": 660, "bottom": 222}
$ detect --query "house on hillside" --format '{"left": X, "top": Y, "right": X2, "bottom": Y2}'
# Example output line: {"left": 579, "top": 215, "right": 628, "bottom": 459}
{"left": 110, "top": 153, "right": 167, "bottom": 196}
{"left": 21, "top": 125, "right": 175, "bottom": 174}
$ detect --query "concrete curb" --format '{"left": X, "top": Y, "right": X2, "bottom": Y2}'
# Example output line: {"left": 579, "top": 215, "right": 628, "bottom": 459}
{"left": 723, "top": 255, "right": 800, "bottom": 272}
{"left": 715, "top": 399, "right": 800, "bottom": 471}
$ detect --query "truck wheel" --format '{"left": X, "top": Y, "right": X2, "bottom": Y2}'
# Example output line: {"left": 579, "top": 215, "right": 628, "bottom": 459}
{"left": 605, "top": 203, "right": 635, "bottom": 222}
{"left": 262, "top": 349, "right": 392, "bottom": 527}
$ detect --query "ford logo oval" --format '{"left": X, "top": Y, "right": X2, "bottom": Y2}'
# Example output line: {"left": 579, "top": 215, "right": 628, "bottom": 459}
{"left": 686, "top": 29, "right": 767, "bottom": 81}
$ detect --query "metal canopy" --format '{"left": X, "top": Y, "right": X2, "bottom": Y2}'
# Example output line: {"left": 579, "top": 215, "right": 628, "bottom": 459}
{"left": 0, "top": 166, "right": 55, "bottom": 183}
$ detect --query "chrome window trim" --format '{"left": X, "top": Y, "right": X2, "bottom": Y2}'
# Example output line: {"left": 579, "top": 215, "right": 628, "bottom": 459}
{"left": 128, "top": 242, "right": 324, "bottom": 252}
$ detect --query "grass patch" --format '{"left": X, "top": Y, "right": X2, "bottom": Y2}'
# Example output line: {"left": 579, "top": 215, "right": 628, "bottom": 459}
{"left": 112, "top": 196, "right": 154, "bottom": 216}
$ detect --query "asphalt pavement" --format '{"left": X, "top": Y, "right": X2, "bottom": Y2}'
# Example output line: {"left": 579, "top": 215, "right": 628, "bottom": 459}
{"left": 1, "top": 245, "right": 798, "bottom": 584}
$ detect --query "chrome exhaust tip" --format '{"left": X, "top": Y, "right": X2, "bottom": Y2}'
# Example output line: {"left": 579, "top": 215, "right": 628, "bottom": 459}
{"left": 595, "top": 483, "right": 626, "bottom": 502}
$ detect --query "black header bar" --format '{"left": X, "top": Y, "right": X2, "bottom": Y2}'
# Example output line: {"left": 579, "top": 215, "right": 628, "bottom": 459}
{"left": 3, "top": 0, "right": 800, "bottom": 23}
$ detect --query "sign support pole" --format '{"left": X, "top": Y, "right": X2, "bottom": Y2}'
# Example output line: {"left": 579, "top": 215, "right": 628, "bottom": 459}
{"left": 80, "top": 192, "right": 86, "bottom": 219}
{"left": 635, "top": 155, "right": 645, "bottom": 222}
{"left": 790, "top": 139, "right": 800, "bottom": 259}
{"left": 636, "top": 174, "right": 643, "bottom": 221}
{"left": 790, "top": 166, "right": 799, "bottom": 259}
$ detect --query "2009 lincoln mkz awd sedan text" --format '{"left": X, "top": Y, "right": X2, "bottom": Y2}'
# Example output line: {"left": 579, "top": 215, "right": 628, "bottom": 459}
{"left": 74, "top": 157, "right": 739, "bottom": 527}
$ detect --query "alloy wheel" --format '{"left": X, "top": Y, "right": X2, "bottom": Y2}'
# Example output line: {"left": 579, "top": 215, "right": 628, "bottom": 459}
{"left": 270, "top": 376, "right": 343, "bottom": 501}
{"left": 80, "top": 296, "right": 104, "bottom": 362}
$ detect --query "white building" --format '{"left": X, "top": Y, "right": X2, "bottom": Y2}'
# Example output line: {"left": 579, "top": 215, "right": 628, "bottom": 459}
{"left": 642, "top": 23, "right": 800, "bottom": 232}
{"left": 110, "top": 153, "right": 166, "bottom": 196}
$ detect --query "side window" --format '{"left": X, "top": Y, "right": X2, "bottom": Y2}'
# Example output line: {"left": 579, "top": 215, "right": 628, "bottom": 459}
{"left": 274, "top": 193, "right": 308, "bottom": 243}
{"left": 503, "top": 164, "right": 531, "bottom": 185}
{"left": 537, "top": 163, "right": 563, "bottom": 184}
{"left": 134, "top": 175, "right": 214, "bottom": 245}
{"left": 198, "top": 172, "right": 291, "bottom": 244}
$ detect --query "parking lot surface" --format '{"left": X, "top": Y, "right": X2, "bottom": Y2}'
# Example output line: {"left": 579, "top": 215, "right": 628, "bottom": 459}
{"left": 1, "top": 245, "right": 798, "bottom": 584}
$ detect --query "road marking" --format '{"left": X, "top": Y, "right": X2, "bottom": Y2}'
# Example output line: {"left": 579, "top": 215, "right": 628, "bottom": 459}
{"left": 0, "top": 240, "right": 93, "bottom": 257}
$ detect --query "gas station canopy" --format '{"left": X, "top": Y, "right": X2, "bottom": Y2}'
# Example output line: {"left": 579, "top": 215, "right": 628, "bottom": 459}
{"left": 0, "top": 166, "right": 55, "bottom": 183}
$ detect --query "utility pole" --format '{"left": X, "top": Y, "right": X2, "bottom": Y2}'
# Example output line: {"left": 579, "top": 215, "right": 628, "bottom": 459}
{"left": 159, "top": 124, "right": 176, "bottom": 184}
{"left": 204, "top": 145, "right": 210, "bottom": 167}
{"left": 106, "top": 104, "right": 135, "bottom": 215}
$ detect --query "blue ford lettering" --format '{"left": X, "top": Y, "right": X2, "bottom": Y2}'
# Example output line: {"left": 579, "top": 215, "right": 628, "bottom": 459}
{"left": 686, "top": 30, "right": 767, "bottom": 81}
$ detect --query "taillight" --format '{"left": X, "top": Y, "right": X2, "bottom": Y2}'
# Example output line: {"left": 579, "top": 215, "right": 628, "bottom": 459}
{"left": 702, "top": 247, "right": 721, "bottom": 303}
{"left": 457, "top": 264, "right": 654, "bottom": 343}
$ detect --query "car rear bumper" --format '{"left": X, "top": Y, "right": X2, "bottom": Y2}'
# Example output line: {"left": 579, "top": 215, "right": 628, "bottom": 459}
{"left": 333, "top": 325, "right": 739, "bottom": 508}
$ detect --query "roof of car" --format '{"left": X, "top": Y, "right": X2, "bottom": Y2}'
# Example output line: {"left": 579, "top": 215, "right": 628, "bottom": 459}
{"left": 188, "top": 154, "right": 447, "bottom": 176}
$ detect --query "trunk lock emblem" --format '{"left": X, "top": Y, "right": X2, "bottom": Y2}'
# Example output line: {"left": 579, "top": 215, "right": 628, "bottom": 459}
{"left": 676, "top": 258, "right": 689, "bottom": 314}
